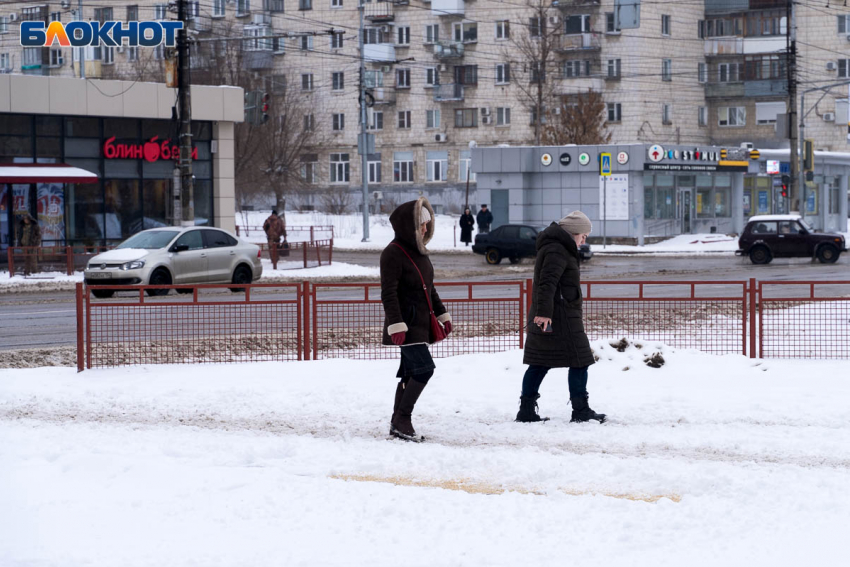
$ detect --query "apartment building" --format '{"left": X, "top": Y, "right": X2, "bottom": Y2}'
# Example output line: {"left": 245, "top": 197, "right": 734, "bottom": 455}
{"left": 0, "top": 0, "right": 847, "bottom": 215}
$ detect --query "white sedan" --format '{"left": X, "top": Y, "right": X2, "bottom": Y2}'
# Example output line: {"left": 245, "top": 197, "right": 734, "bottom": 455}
{"left": 84, "top": 227, "right": 263, "bottom": 298}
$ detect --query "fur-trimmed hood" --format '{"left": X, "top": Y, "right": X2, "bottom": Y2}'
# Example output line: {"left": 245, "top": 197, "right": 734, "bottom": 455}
{"left": 389, "top": 197, "right": 435, "bottom": 255}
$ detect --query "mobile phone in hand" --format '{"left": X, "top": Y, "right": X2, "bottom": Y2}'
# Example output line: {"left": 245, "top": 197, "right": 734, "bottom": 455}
{"left": 542, "top": 321, "right": 553, "bottom": 333}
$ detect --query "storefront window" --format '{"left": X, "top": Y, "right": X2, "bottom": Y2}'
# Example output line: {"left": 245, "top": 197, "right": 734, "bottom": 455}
{"left": 805, "top": 187, "right": 817, "bottom": 215}
{"left": 66, "top": 183, "right": 103, "bottom": 245}
{"left": 644, "top": 188, "right": 655, "bottom": 219}
{"left": 715, "top": 173, "right": 731, "bottom": 187}
{"left": 36, "top": 137, "right": 61, "bottom": 159}
{"left": 754, "top": 177, "right": 771, "bottom": 214}
{"left": 143, "top": 180, "right": 170, "bottom": 229}
{"left": 696, "top": 174, "right": 713, "bottom": 188}
{"left": 104, "top": 118, "right": 139, "bottom": 141}
{"left": 194, "top": 180, "right": 212, "bottom": 226}
{"left": 35, "top": 116, "right": 61, "bottom": 136}
{"left": 37, "top": 183, "right": 65, "bottom": 244}
{"left": 64, "top": 117, "right": 99, "bottom": 138}
{"left": 697, "top": 188, "right": 712, "bottom": 218}
{"left": 105, "top": 179, "right": 141, "bottom": 239}
{"left": 0, "top": 115, "right": 33, "bottom": 135}
{"left": 657, "top": 189, "right": 675, "bottom": 219}
{"left": 715, "top": 188, "right": 730, "bottom": 217}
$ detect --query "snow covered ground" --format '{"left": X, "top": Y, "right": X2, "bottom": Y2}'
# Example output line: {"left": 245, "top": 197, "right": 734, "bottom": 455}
{"left": 2, "top": 343, "right": 849, "bottom": 566}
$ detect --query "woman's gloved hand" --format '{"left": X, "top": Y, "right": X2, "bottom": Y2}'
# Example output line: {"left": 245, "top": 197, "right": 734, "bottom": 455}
{"left": 391, "top": 332, "right": 406, "bottom": 346}
{"left": 443, "top": 321, "right": 453, "bottom": 335}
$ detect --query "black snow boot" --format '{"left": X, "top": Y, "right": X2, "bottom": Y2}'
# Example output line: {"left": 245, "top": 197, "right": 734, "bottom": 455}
{"left": 515, "top": 394, "right": 549, "bottom": 423}
{"left": 570, "top": 393, "right": 607, "bottom": 424}
{"left": 390, "top": 379, "right": 427, "bottom": 442}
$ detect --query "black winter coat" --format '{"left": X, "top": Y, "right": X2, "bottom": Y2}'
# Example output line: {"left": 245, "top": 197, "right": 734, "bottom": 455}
{"left": 523, "top": 223, "right": 595, "bottom": 368}
{"left": 459, "top": 213, "right": 475, "bottom": 243}
{"left": 380, "top": 198, "right": 449, "bottom": 345}
{"left": 476, "top": 209, "right": 493, "bottom": 230}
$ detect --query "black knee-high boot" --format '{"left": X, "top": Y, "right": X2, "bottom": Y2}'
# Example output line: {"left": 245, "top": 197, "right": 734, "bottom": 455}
{"left": 391, "top": 379, "right": 427, "bottom": 442}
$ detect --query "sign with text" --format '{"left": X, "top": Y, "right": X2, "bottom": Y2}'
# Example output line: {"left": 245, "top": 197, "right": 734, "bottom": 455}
{"left": 599, "top": 174, "right": 629, "bottom": 220}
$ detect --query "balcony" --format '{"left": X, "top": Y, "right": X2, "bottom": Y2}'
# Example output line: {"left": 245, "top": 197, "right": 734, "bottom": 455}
{"left": 433, "top": 40, "right": 464, "bottom": 58}
{"left": 555, "top": 76, "right": 604, "bottom": 93}
{"left": 703, "top": 82, "right": 745, "bottom": 99}
{"left": 743, "top": 36, "right": 787, "bottom": 55}
{"left": 370, "top": 87, "right": 397, "bottom": 106}
{"left": 242, "top": 50, "right": 274, "bottom": 70}
{"left": 365, "top": 1, "right": 394, "bottom": 22}
{"left": 363, "top": 43, "right": 396, "bottom": 63}
{"left": 556, "top": 33, "right": 601, "bottom": 52}
{"left": 704, "top": 37, "right": 743, "bottom": 57}
{"left": 188, "top": 15, "right": 211, "bottom": 32}
{"left": 432, "top": 0, "right": 464, "bottom": 17}
{"left": 552, "top": 0, "right": 601, "bottom": 9}
{"left": 744, "top": 79, "right": 787, "bottom": 97}
{"left": 433, "top": 83, "right": 464, "bottom": 102}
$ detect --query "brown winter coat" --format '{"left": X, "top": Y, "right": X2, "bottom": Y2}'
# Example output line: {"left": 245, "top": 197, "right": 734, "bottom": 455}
{"left": 263, "top": 214, "right": 286, "bottom": 241}
{"left": 19, "top": 214, "right": 41, "bottom": 246}
{"left": 523, "top": 222, "right": 595, "bottom": 368}
{"left": 380, "top": 197, "right": 450, "bottom": 345}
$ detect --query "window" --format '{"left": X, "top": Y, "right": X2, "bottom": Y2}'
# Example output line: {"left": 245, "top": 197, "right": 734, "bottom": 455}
{"left": 698, "top": 63, "right": 707, "bottom": 83}
{"left": 454, "top": 65, "right": 478, "bottom": 85}
{"left": 303, "top": 114, "right": 315, "bottom": 131}
{"left": 662, "top": 59, "right": 672, "bottom": 81}
{"left": 398, "top": 110, "right": 412, "bottom": 129}
{"left": 300, "top": 155, "right": 317, "bottom": 184}
{"left": 839, "top": 15, "right": 850, "bottom": 34}
{"left": 154, "top": 4, "right": 167, "bottom": 20}
{"left": 606, "top": 13, "right": 620, "bottom": 33}
{"left": 529, "top": 17, "right": 545, "bottom": 38}
{"left": 530, "top": 105, "right": 547, "bottom": 125}
{"left": 213, "top": 0, "right": 225, "bottom": 17}
{"left": 426, "top": 109, "right": 440, "bottom": 129}
{"left": 530, "top": 62, "right": 545, "bottom": 83}
{"left": 662, "top": 103, "right": 672, "bottom": 125}
{"left": 153, "top": 44, "right": 165, "bottom": 60}
{"left": 203, "top": 230, "right": 238, "bottom": 249}
{"left": 425, "top": 24, "right": 439, "bottom": 44}
{"left": 607, "top": 102, "right": 622, "bottom": 122}
{"left": 368, "top": 156, "right": 382, "bottom": 183}
{"left": 718, "top": 62, "right": 740, "bottom": 83}
{"left": 698, "top": 106, "right": 708, "bottom": 126}
{"left": 330, "top": 153, "right": 350, "bottom": 183}
{"left": 745, "top": 10, "right": 786, "bottom": 37}
{"left": 265, "top": 0, "right": 284, "bottom": 11}
{"left": 495, "top": 20, "right": 510, "bottom": 40}
{"left": 425, "top": 67, "right": 440, "bottom": 87}
{"left": 271, "top": 75, "right": 286, "bottom": 94}
{"left": 838, "top": 59, "right": 849, "bottom": 78}
{"left": 331, "top": 32, "right": 344, "bottom": 49}
{"left": 455, "top": 108, "right": 478, "bottom": 128}
{"left": 496, "top": 63, "right": 510, "bottom": 84}
{"left": 50, "top": 11, "right": 61, "bottom": 22}
{"left": 459, "top": 150, "right": 476, "bottom": 182}
{"left": 23, "top": 47, "right": 43, "bottom": 67}
{"left": 0, "top": 17, "right": 8, "bottom": 34}
{"left": 607, "top": 59, "right": 621, "bottom": 78}
{"left": 564, "top": 60, "right": 586, "bottom": 78}
{"left": 427, "top": 151, "right": 448, "bottom": 182}
{"left": 0, "top": 53, "right": 10, "bottom": 71}
{"left": 661, "top": 14, "right": 671, "bottom": 36}
{"left": 244, "top": 25, "right": 272, "bottom": 51}
{"left": 393, "top": 152, "right": 414, "bottom": 183}
{"left": 299, "top": 0, "right": 313, "bottom": 10}
{"left": 332, "top": 113, "right": 345, "bottom": 131}
{"left": 301, "top": 73, "right": 314, "bottom": 91}
{"left": 368, "top": 110, "right": 383, "bottom": 130}
{"left": 396, "top": 69, "right": 411, "bottom": 89}
{"left": 236, "top": 0, "right": 250, "bottom": 15}
{"left": 496, "top": 107, "right": 511, "bottom": 126}
{"left": 94, "top": 7, "right": 113, "bottom": 23}
{"left": 174, "top": 231, "right": 204, "bottom": 251}
{"left": 397, "top": 26, "right": 410, "bottom": 46}
{"left": 755, "top": 101, "right": 785, "bottom": 125}
{"left": 364, "top": 27, "right": 389, "bottom": 44}
{"left": 300, "top": 35, "right": 314, "bottom": 51}
{"left": 565, "top": 15, "right": 590, "bottom": 34}
{"left": 332, "top": 0, "right": 343, "bottom": 6}
{"left": 49, "top": 49, "right": 64, "bottom": 67}
{"left": 744, "top": 55, "right": 786, "bottom": 80}
{"left": 332, "top": 71, "right": 344, "bottom": 91}
{"left": 718, "top": 106, "right": 746, "bottom": 127}
{"left": 453, "top": 22, "right": 478, "bottom": 43}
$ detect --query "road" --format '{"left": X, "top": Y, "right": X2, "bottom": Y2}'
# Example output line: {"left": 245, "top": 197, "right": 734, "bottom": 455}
{"left": 1, "top": 251, "right": 848, "bottom": 351}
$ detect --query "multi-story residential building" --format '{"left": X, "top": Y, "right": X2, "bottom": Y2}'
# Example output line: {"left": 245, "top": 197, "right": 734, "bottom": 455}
{"left": 0, "top": 0, "right": 847, "bottom": 215}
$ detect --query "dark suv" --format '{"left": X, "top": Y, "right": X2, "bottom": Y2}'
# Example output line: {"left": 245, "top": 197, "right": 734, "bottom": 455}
{"left": 736, "top": 215, "right": 846, "bottom": 264}
{"left": 472, "top": 224, "right": 592, "bottom": 265}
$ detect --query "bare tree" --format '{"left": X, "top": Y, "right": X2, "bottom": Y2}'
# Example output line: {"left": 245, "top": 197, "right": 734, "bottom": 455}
{"left": 319, "top": 186, "right": 353, "bottom": 215}
{"left": 541, "top": 89, "right": 611, "bottom": 146}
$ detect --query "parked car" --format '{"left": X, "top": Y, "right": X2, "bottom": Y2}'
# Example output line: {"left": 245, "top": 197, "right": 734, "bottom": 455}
{"left": 472, "top": 224, "right": 593, "bottom": 265}
{"left": 84, "top": 227, "right": 263, "bottom": 298}
{"left": 736, "top": 214, "right": 846, "bottom": 265}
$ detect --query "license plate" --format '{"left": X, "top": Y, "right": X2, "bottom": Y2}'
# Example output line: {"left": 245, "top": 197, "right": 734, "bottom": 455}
{"left": 88, "top": 272, "right": 112, "bottom": 279}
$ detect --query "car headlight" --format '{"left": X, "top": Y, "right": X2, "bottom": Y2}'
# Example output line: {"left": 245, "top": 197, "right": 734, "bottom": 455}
{"left": 121, "top": 260, "right": 145, "bottom": 270}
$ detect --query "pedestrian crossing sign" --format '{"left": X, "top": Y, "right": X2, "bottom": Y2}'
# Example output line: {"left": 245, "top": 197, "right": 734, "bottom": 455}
{"left": 600, "top": 153, "right": 612, "bottom": 176}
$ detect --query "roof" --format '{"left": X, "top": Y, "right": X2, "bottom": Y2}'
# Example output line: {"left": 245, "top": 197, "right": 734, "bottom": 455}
{"left": 747, "top": 214, "right": 803, "bottom": 222}
{"left": 0, "top": 164, "right": 98, "bottom": 184}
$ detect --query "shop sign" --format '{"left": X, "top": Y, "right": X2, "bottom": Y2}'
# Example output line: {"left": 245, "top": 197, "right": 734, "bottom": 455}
{"left": 766, "top": 160, "right": 780, "bottom": 175}
{"left": 103, "top": 136, "right": 197, "bottom": 162}
{"left": 648, "top": 144, "right": 664, "bottom": 162}
{"left": 617, "top": 151, "right": 629, "bottom": 165}
{"left": 541, "top": 153, "right": 553, "bottom": 166}
{"left": 645, "top": 163, "right": 720, "bottom": 172}
{"left": 559, "top": 152, "right": 571, "bottom": 166}
{"left": 578, "top": 153, "right": 590, "bottom": 166}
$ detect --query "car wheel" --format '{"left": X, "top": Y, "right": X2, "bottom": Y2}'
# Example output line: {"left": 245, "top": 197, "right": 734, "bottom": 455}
{"left": 90, "top": 289, "right": 114, "bottom": 299}
{"left": 749, "top": 246, "right": 772, "bottom": 265}
{"left": 146, "top": 268, "right": 172, "bottom": 296}
{"left": 508, "top": 257, "right": 521, "bottom": 265}
{"left": 230, "top": 265, "right": 253, "bottom": 293}
{"left": 176, "top": 288, "right": 194, "bottom": 295}
{"left": 817, "top": 244, "right": 839, "bottom": 264}
{"left": 485, "top": 248, "right": 502, "bottom": 265}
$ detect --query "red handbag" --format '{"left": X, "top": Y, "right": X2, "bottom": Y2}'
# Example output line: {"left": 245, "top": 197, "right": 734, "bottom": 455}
{"left": 392, "top": 243, "right": 447, "bottom": 343}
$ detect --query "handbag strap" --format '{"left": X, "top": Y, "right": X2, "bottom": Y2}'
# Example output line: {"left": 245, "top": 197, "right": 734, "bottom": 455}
{"left": 391, "top": 242, "right": 435, "bottom": 314}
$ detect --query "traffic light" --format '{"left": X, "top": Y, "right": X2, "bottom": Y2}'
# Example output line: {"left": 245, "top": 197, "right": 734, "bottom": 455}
{"left": 261, "top": 92, "right": 270, "bottom": 124}
{"left": 780, "top": 175, "right": 790, "bottom": 198}
{"left": 244, "top": 90, "right": 257, "bottom": 124}
{"left": 803, "top": 139, "right": 814, "bottom": 172}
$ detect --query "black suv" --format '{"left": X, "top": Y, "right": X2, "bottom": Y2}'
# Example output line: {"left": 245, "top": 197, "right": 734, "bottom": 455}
{"left": 472, "top": 224, "right": 593, "bottom": 265}
{"left": 736, "top": 215, "right": 846, "bottom": 264}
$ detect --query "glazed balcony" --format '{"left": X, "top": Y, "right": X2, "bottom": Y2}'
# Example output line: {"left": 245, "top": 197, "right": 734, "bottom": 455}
{"left": 433, "top": 40, "right": 464, "bottom": 58}
{"left": 363, "top": 43, "right": 396, "bottom": 63}
{"left": 365, "top": 1, "right": 394, "bottom": 22}
{"left": 432, "top": 0, "right": 464, "bottom": 17}
{"left": 433, "top": 83, "right": 464, "bottom": 102}
{"left": 556, "top": 32, "right": 601, "bottom": 52}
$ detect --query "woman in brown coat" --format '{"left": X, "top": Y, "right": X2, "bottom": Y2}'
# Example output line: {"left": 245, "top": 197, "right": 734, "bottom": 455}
{"left": 380, "top": 197, "right": 452, "bottom": 442}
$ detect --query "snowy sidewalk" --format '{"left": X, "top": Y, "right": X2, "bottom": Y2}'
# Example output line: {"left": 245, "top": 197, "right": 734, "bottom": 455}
{"left": 2, "top": 343, "right": 849, "bottom": 566}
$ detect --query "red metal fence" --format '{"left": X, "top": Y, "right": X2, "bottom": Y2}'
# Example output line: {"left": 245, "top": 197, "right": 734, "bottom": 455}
{"left": 257, "top": 239, "right": 333, "bottom": 268}
{"left": 236, "top": 225, "right": 334, "bottom": 242}
{"left": 74, "top": 278, "right": 850, "bottom": 371}
{"left": 7, "top": 245, "right": 110, "bottom": 277}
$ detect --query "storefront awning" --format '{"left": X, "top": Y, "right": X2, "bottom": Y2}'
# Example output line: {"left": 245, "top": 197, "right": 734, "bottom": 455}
{"left": 0, "top": 164, "right": 98, "bottom": 184}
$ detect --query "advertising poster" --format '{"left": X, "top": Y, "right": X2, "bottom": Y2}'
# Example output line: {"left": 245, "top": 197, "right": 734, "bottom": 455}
{"left": 743, "top": 193, "right": 752, "bottom": 216}
{"left": 598, "top": 174, "right": 629, "bottom": 220}
{"left": 758, "top": 190, "right": 769, "bottom": 214}
{"left": 37, "top": 183, "right": 65, "bottom": 244}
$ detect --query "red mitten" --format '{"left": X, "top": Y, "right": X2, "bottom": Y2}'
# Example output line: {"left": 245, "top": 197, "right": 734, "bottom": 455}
{"left": 443, "top": 321, "right": 453, "bottom": 335}
{"left": 391, "top": 332, "right": 406, "bottom": 346}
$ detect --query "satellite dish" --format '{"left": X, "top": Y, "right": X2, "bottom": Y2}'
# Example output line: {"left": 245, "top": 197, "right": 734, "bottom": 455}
{"left": 468, "top": 140, "right": 477, "bottom": 149}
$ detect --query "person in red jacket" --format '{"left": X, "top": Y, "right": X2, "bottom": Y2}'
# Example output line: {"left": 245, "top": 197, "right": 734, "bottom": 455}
{"left": 380, "top": 197, "right": 452, "bottom": 442}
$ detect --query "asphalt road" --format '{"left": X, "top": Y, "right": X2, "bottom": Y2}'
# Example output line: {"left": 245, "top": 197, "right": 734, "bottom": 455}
{"left": 2, "top": 251, "right": 848, "bottom": 351}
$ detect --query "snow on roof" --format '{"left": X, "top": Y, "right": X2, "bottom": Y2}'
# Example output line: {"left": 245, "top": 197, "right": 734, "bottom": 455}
{"left": 0, "top": 164, "right": 98, "bottom": 184}
{"left": 747, "top": 214, "right": 803, "bottom": 222}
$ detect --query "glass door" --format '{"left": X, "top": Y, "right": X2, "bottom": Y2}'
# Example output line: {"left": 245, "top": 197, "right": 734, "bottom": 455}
{"left": 679, "top": 188, "right": 694, "bottom": 233}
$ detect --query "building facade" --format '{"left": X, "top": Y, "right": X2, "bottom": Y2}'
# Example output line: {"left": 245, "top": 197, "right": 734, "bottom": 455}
{"left": 0, "top": 0, "right": 848, "bottom": 214}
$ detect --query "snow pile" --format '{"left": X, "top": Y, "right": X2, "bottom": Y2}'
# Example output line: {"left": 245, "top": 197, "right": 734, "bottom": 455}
{"left": 594, "top": 233, "right": 740, "bottom": 254}
{"left": 259, "top": 259, "right": 379, "bottom": 279}
{"left": 2, "top": 345, "right": 849, "bottom": 566}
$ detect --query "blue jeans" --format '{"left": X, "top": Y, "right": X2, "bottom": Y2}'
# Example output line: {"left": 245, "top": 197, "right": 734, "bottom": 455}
{"left": 521, "top": 365, "right": 588, "bottom": 398}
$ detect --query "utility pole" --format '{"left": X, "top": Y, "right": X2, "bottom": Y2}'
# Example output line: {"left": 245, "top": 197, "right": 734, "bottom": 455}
{"left": 78, "top": 0, "right": 84, "bottom": 79}
{"left": 177, "top": 0, "right": 194, "bottom": 226}
{"left": 358, "top": 5, "right": 370, "bottom": 242}
{"left": 786, "top": 0, "right": 798, "bottom": 212}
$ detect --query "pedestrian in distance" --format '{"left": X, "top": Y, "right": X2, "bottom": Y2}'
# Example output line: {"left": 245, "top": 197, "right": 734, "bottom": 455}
{"left": 459, "top": 207, "right": 475, "bottom": 246}
{"left": 262, "top": 209, "right": 286, "bottom": 270}
{"left": 380, "top": 197, "right": 452, "bottom": 442}
{"left": 476, "top": 204, "right": 493, "bottom": 234}
{"left": 17, "top": 213, "right": 42, "bottom": 276}
{"left": 516, "top": 210, "right": 606, "bottom": 424}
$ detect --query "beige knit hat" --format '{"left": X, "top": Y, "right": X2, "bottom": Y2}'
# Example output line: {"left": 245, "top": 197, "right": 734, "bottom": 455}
{"left": 558, "top": 211, "right": 592, "bottom": 235}
{"left": 419, "top": 206, "right": 432, "bottom": 225}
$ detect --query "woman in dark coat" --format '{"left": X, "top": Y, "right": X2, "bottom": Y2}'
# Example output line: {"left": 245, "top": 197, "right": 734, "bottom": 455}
{"left": 459, "top": 208, "right": 475, "bottom": 246}
{"left": 516, "top": 211, "right": 606, "bottom": 424}
{"left": 380, "top": 197, "right": 452, "bottom": 442}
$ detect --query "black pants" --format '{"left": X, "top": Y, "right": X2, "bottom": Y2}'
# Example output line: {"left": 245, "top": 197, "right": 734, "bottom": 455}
{"left": 521, "top": 365, "right": 588, "bottom": 398}
{"left": 396, "top": 344, "right": 435, "bottom": 385}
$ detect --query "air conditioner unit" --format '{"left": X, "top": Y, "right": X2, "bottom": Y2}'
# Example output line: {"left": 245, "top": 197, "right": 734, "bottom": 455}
{"left": 373, "top": 191, "right": 383, "bottom": 200}
{"left": 740, "top": 142, "right": 754, "bottom": 150}
{"left": 60, "top": 0, "right": 71, "bottom": 9}
{"left": 381, "top": 65, "right": 391, "bottom": 73}
{"left": 549, "top": 16, "right": 560, "bottom": 25}
{"left": 482, "top": 116, "right": 492, "bottom": 125}
{"left": 374, "top": 87, "right": 385, "bottom": 100}
{"left": 380, "top": 25, "right": 390, "bottom": 33}
{"left": 9, "top": 13, "right": 18, "bottom": 21}
{"left": 480, "top": 107, "right": 490, "bottom": 116}
{"left": 827, "top": 61, "right": 837, "bottom": 71}
{"left": 435, "top": 133, "right": 448, "bottom": 142}
{"left": 823, "top": 112, "right": 835, "bottom": 122}
{"left": 439, "top": 64, "right": 448, "bottom": 72}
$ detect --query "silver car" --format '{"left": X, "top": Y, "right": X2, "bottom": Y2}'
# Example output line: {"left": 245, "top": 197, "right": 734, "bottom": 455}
{"left": 84, "top": 227, "right": 263, "bottom": 298}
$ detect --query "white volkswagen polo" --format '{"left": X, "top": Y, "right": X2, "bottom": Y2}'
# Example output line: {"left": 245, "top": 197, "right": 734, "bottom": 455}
{"left": 84, "top": 227, "right": 263, "bottom": 298}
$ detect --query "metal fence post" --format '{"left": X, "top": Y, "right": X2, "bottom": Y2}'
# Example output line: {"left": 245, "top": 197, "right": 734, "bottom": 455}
{"left": 66, "top": 246, "right": 74, "bottom": 276}
{"left": 328, "top": 240, "right": 334, "bottom": 265}
{"left": 749, "top": 277, "right": 758, "bottom": 359}
{"left": 76, "top": 283, "right": 84, "bottom": 372}
{"left": 303, "top": 243, "right": 308, "bottom": 269}
{"left": 85, "top": 285, "right": 92, "bottom": 369}
{"left": 303, "top": 281, "right": 311, "bottom": 360}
